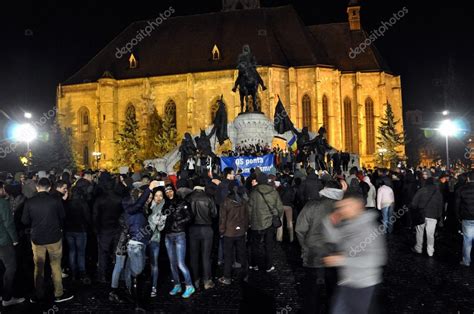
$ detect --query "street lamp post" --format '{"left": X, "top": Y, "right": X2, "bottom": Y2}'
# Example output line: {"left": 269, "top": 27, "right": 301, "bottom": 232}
{"left": 92, "top": 151, "right": 102, "bottom": 170}
{"left": 378, "top": 148, "right": 387, "bottom": 167}
{"left": 438, "top": 119, "right": 459, "bottom": 171}
{"left": 445, "top": 133, "right": 450, "bottom": 170}
{"left": 12, "top": 123, "right": 37, "bottom": 172}
{"left": 24, "top": 113, "right": 33, "bottom": 172}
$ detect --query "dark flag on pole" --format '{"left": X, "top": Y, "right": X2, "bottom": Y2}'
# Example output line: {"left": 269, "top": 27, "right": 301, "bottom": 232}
{"left": 274, "top": 96, "right": 294, "bottom": 134}
{"left": 212, "top": 95, "right": 229, "bottom": 145}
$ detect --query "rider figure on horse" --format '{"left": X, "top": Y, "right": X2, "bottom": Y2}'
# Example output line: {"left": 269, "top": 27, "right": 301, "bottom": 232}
{"left": 232, "top": 45, "right": 267, "bottom": 112}
{"left": 232, "top": 45, "right": 267, "bottom": 92}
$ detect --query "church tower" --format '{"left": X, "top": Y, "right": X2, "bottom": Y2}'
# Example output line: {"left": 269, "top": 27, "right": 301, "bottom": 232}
{"left": 347, "top": 0, "right": 361, "bottom": 31}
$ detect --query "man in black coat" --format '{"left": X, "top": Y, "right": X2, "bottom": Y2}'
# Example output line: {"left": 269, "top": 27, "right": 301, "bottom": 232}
{"left": 341, "top": 152, "right": 350, "bottom": 173}
{"left": 22, "top": 178, "right": 74, "bottom": 303}
{"left": 93, "top": 173, "right": 123, "bottom": 283}
{"left": 411, "top": 178, "right": 443, "bottom": 257}
{"left": 186, "top": 178, "right": 218, "bottom": 289}
{"left": 298, "top": 168, "right": 323, "bottom": 204}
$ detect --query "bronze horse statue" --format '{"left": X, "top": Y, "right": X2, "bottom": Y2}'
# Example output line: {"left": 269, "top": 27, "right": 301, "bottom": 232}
{"left": 232, "top": 45, "right": 267, "bottom": 113}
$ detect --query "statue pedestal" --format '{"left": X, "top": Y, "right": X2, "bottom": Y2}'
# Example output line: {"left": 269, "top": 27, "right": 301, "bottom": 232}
{"left": 232, "top": 113, "right": 275, "bottom": 148}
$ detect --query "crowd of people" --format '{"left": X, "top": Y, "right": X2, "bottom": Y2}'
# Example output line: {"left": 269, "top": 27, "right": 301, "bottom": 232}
{"left": 0, "top": 162, "right": 473, "bottom": 313}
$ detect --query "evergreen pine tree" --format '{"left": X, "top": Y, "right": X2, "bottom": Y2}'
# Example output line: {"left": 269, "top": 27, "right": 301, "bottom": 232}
{"left": 146, "top": 108, "right": 163, "bottom": 159}
{"left": 115, "top": 106, "right": 141, "bottom": 168}
{"left": 32, "top": 120, "right": 76, "bottom": 171}
{"left": 153, "top": 113, "right": 177, "bottom": 158}
{"left": 375, "top": 103, "right": 405, "bottom": 168}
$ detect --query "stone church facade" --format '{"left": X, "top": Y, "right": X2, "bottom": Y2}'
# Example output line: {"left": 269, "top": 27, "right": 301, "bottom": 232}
{"left": 57, "top": 0, "right": 404, "bottom": 170}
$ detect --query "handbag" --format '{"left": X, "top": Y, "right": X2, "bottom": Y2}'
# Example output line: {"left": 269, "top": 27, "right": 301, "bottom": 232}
{"left": 257, "top": 190, "right": 282, "bottom": 228}
{"left": 411, "top": 189, "right": 436, "bottom": 226}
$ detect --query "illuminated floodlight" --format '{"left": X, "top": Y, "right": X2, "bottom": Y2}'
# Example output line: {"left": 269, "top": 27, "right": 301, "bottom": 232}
{"left": 12, "top": 123, "right": 37, "bottom": 143}
{"left": 438, "top": 119, "right": 459, "bottom": 137}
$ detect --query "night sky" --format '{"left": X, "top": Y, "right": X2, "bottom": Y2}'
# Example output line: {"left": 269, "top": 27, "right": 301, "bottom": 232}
{"left": 0, "top": 0, "right": 472, "bottom": 171}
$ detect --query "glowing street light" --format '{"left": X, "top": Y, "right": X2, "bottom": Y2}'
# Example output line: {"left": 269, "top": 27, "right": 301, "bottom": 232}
{"left": 24, "top": 112, "right": 32, "bottom": 119}
{"left": 438, "top": 119, "right": 460, "bottom": 170}
{"left": 12, "top": 123, "right": 37, "bottom": 172}
{"left": 442, "top": 110, "right": 449, "bottom": 116}
{"left": 92, "top": 151, "right": 102, "bottom": 170}
{"left": 378, "top": 148, "right": 388, "bottom": 166}
{"left": 12, "top": 123, "right": 37, "bottom": 143}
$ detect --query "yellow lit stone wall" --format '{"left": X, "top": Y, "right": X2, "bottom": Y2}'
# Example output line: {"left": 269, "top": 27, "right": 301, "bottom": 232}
{"left": 57, "top": 66, "right": 404, "bottom": 170}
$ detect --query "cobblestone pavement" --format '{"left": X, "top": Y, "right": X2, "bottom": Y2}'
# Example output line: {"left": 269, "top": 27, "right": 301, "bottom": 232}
{"left": 2, "top": 228, "right": 474, "bottom": 314}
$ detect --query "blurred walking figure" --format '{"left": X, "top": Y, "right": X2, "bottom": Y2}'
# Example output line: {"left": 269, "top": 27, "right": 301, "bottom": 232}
{"left": 323, "top": 192, "right": 387, "bottom": 314}
{"left": 296, "top": 180, "right": 343, "bottom": 314}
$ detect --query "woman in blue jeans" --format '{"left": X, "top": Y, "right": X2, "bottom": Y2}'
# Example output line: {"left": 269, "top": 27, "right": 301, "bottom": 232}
{"left": 64, "top": 182, "right": 91, "bottom": 282}
{"left": 163, "top": 184, "right": 195, "bottom": 298}
{"left": 147, "top": 187, "right": 167, "bottom": 297}
{"left": 109, "top": 212, "right": 130, "bottom": 303}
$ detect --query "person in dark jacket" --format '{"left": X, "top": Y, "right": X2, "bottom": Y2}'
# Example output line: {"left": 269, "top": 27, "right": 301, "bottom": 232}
{"left": 21, "top": 178, "right": 74, "bottom": 303}
{"left": 147, "top": 187, "right": 167, "bottom": 298}
{"left": 5, "top": 182, "right": 32, "bottom": 295}
{"left": 108, "top": 178, "right": 131, "bottom": 304}
{"left": 64, "top": 181, "right": 92, "bottom": 283}
{"left": 277, "top": 176, "right": 296, "bottom": 242}
{"left": 402, "top": 171, "right": 418, "bottom": 228}
{"left": 0, "top": 181, "right": 25, "bottom": 307}
{"left": 215, "top": 167, "right": 235, "bottom": 206}
{"left": 248, "top": 173, "right": 283, "bottom": 272}
{"left": 163, "top": 184, "right": 195, "bottom": 298}
{"left": 187, "top": 179, "right": 218, "bottom": 290}
{"left": 455, "top": 171, "right": 474, "bottom": 266}
{"left": 298, "top": 169, "right": 323, "bottom": 204}
{"left": 51, "top": 180, "right": 68, "bottom": 201}
{"left": 93, "top": 172, "right": 123, "bottom": 283}
{"left": 121, "top": 180, "right": 159, "bottom": 308}
{"left": 411, "top": 177, "right": 443, "bottom": 257}
{"left": 218, "top": 181, "right": 249, "bottom": 285}
{"left": 296, "top": 180, "right": 343, "bottom": 314}
{"left": 213, "top": 167, "right": 235, "bottom": 266}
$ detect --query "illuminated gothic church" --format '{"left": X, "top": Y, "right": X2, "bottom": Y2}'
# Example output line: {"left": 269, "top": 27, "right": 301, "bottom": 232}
{"left": 57, "top": 0, "right": 405, "bottom": 169}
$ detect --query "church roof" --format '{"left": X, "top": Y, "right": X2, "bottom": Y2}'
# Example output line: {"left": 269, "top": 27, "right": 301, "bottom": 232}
{"left": 307, "top": 23, "right": 391, "bottom": 73}
{"left": 64, "top": 5, "right": 391, "bottom": 85}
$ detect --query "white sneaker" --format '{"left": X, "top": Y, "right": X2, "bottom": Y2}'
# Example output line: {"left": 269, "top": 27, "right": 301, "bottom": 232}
{"left": 150, "top": 286, "right": 157, "bottom": 297}
{"left": 2, "top": 297, "right": 26, "bottom": 307}
{"left": 265, "top": 266, "right": 276, "bottom": 273}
